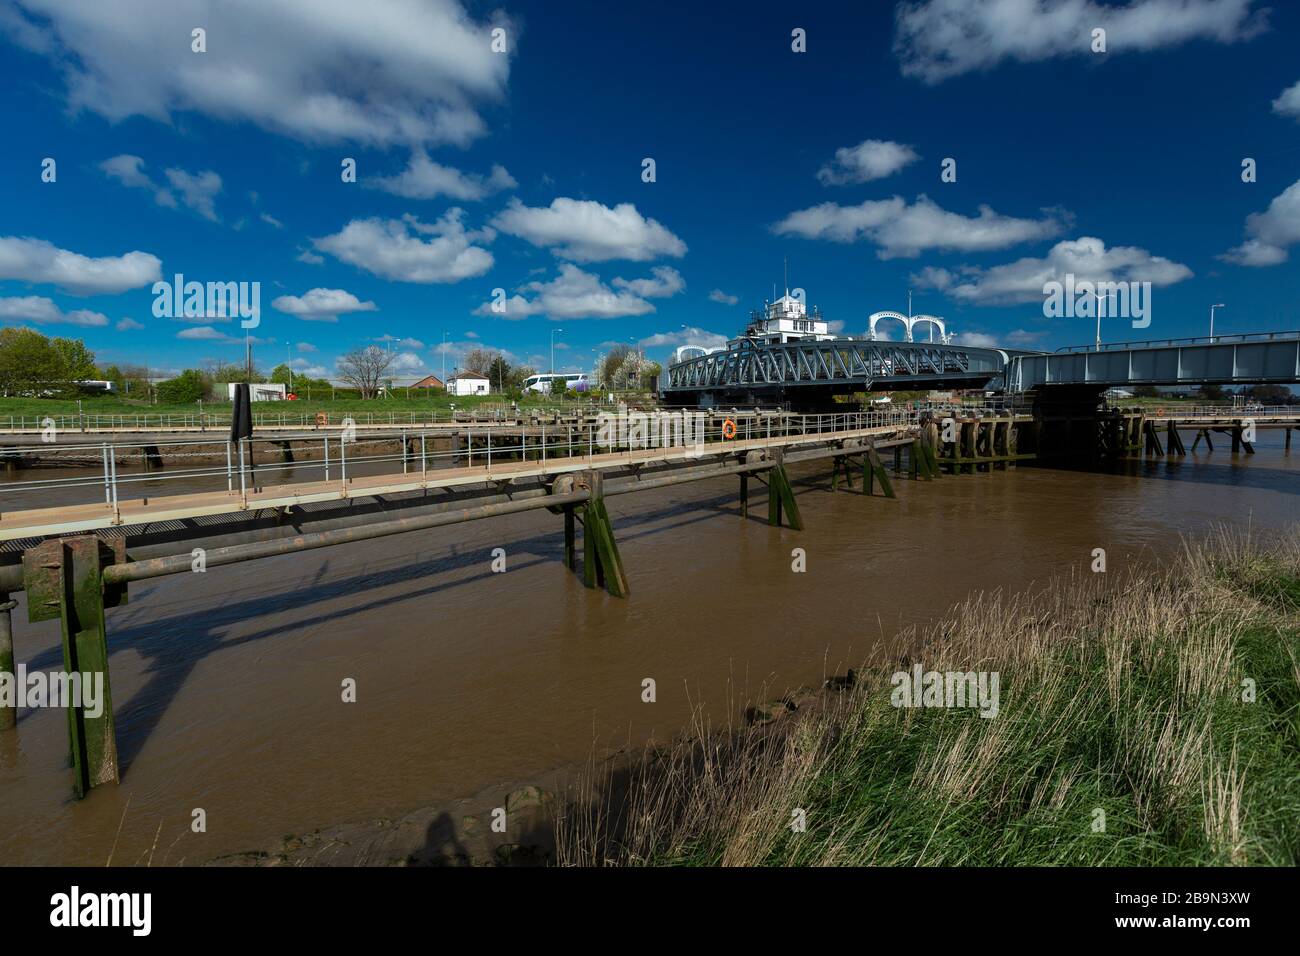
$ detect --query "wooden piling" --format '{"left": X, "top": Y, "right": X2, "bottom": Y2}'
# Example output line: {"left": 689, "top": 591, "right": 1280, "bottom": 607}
{"left": 765, "top": 457, "right": 804, "bottom": 530}
{"left": 579, "top": 472, "right": 628, "bottom": 597}
{"left": 864, "top": 441, "right": 896, "bottom": 499}
{"left": 22, "top": 537, "right": 120, "bottom": 797}
{"left": 1165, "top": 422, "right": 1186, "bottom": 456}
{"left": 0, "top": 595, "right": 15, "bottom": 731}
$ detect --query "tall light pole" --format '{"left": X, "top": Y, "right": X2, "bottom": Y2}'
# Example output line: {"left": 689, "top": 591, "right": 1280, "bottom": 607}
{"left": 441, "top": 331, "right": 448, "bottom": 384}
{"left": 1092, "top": 289, "right": 1114, "bottom": 352}
{"left": 550, "top": 327, "right": 563, "bottom": 375}
{"left": 1210, "top": 303, "right": 1224, "bottom": 342}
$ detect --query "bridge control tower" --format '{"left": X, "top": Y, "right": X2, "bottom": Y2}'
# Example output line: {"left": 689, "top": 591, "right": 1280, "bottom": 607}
{"left": 738, "top": 290, "right": 836, "bottom": 346}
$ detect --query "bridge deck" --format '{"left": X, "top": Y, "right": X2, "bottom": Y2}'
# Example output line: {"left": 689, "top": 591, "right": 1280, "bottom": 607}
{"left": 0, "top": 424, "right": 906, "bottom": 541}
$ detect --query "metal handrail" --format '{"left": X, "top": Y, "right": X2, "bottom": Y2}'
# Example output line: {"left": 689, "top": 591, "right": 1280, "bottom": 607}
{"left": 1056, "top": 330, "right": 1300, "bottom": 353}
{"left": 0, "top": 410, "right": 917, "bottom": 512}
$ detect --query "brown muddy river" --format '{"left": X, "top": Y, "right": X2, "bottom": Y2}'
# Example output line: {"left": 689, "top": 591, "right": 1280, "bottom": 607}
{"left": 1, "top": 431, "right": 1297, "bottom": 865}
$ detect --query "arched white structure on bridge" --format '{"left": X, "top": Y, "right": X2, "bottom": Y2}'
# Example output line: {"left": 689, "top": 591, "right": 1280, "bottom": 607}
{"left": 868, "top": 310, "right": 951, "bottom": 344}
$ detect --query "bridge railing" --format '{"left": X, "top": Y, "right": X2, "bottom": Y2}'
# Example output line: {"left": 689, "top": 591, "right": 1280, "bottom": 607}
{"left": 1137, "top": 404, "right": 1300, "bottom": 418}
{"left": 1056, "top": 330, "right": 1300, "bottom": 353}
{"left": 0, "top": 410, "right": 916, "bottom": 518}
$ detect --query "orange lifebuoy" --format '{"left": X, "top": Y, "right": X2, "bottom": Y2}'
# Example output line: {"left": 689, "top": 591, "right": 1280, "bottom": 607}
{"left": 1155, "top": 407, "right": 1165, "bottom": 417}
{"left": 721, "top": 418, "right": 737, "bottom": 440}
{"left": 315, "top": 412, "right": 329, "bottom": 428}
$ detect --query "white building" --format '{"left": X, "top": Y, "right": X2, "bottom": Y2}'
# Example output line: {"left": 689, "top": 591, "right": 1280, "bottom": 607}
{"left": 446, "top": 371, "right": 490, "bottom": 396}
{"left": 226, "top": 382, "right": 287, "bottom": 401}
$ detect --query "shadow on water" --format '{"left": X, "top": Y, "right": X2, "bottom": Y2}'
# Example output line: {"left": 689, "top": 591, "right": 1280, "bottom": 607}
{"left": 1029, "top": 449, "right": 1299, "bottom": 497}
{"left": 19, "top": 486, "right": 755, "bottom": 775}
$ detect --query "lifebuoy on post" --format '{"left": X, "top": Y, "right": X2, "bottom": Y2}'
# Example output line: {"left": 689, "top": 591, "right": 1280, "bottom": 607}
{"left": 315, "top": 412, "right": 329, "bottom": 428}
{"left": 721, "top": 418, "right": 737, "bottom": 440}
{"left": 1155, "top": 407, "right": 1165, "bottom": 417}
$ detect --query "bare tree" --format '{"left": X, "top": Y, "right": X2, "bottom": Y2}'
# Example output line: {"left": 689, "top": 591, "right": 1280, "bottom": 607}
{"left": 336, "top": 345, "right": 392, "bottom": 398}
{"left": 462, "top": 347, "right": 498, "bottom": 375}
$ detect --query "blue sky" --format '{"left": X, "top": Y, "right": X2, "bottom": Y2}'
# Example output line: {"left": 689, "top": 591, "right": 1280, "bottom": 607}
{"left": 1, "top": 0, "right": 1298, "bottom": 381}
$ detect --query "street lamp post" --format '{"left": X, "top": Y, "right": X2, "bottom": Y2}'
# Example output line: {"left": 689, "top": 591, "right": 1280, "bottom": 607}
{"left": 1092, "top": 289, "right": 1114, "bottom": 352}
{"left": 550, "top": 327, "right": 564, "bottom": 376}
{"left": 1210, "top": 303, "right": 1225, "bottom": 342}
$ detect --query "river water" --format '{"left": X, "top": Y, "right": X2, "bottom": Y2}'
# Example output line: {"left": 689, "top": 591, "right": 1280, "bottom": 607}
{"left": 1, "top": 430, "right": 1297, "bottom": 865}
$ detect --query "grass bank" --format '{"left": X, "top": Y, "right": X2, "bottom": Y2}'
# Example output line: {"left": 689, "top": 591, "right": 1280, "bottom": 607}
{"left": 558, "top": 530, "right": 1300, "bottom": 866}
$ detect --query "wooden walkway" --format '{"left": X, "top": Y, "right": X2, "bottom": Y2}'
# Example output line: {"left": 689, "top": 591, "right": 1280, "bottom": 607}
{"left": 0, "top": 425, "right": 907, "bottom": 541}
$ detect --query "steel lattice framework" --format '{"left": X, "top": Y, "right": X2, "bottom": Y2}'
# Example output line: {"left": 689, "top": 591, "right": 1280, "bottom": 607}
{"left": 665, "top": 338, "right": 1009, "bottom": 396}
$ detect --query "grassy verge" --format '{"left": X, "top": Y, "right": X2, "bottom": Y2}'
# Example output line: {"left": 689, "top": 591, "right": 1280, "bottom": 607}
{"left": 0, "top": 393, "right": 619, "bottom": 420}
{"left": 558, "top": 529, "right": 1300, "bottom": 866}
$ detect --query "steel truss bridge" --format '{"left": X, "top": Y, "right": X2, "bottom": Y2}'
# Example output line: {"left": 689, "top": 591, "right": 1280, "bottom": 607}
{"left": 663, "top": 331, "right": 1300, "bottom": 405}
{"left": 664, "top": 338, "right": 1016, "bottom": 404}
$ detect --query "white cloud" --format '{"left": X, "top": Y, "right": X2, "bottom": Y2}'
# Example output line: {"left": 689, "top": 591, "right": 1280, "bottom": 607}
{"left": 116, "top": 317, "right": 144, "bottom": 331}
{"left": 101, "top": 155, "right": 222, "bottom": 219}
{"left": 638, "top": 325, "right": 727, "bottom": 350}
{"left": 177, "top": 325, "right": 229, "bottom": 341}
{"left": 917, "top": 236, "right": 1192, "bottom": 305}
{"left": 708, "top": 289, "right": 739, "bottom": 305}
{"left": 272, "top": 288, "right": 378, "bottom": 322}
{"left": 377, "top": 334, "right": 426, "bottom": 349}
{"left": 612, "top": 266, "right": 685, "bottom": 298}
{"left": 491, "top": 197, "right": 687, "bottom": 262}
{"left": 297, "top": 250, "right": 325, "bottom": 265}
{"left": 289, "top": 358, "right": 329, "bottom": 377}
{"left": 1220, "top": 179, "right": 1300, "bottom": 267}
{"left": 260, "top": 212, "right": 284, "bottom": 229}
{"left": 1273, "top": 80, "right": 1300, "bottom": 120}
{"left": 388, "top": 351, "right": 428, "bottom": 372}
{"left": 296, "top": 341, "right": 318, "bottom": 353}
{"left": 894, "top": 0, "right": 1268, "bottom": 84}
{"left": 475, "top": 263, "right": 661, "bottom": 320}
{"left": 773, "top": 195, "right": 1063, "bottom": 259}
{"left": 818, "top": 139, "right": 919, "bottom": 185}
{"left": 0, "top": 295, "right": 109, "bottom": 326}
{"left": 0, "top": 236, "right": 161, "bottom": 295}
{"left": 314, "top": 209, "right": 493, "bottom": 283}
{"left": 370, "top": 149, "right": 516, "bottom": 200}
{"left": 1006, "top": 328, "right": 1048, "bottom": 346}
{"left": 163, "top": 167, "right": 223, "bottom": 221}
{"left": 2, "top": 0, "right": 512, "bottom": 147}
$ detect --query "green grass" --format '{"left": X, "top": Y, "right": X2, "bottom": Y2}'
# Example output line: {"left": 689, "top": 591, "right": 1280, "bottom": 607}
{"left": 0, "top": 392, "right": 621, "bottom": 422}
{"left": 559, "top": 529, "right": 1300, "bottom": 866}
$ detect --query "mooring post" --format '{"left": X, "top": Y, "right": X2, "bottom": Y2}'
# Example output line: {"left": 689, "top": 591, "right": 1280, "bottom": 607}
{"left": 864, "top": 440, "right": 896, "bottom": 499}
{"left": 0, "top": 594, "right": 16, "bottom": 731}
{"left": 22, "top": 537, "right": 122, "bottom": 797}
{"left": 580, "top": 471, "right": 628, "bottom": 597}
